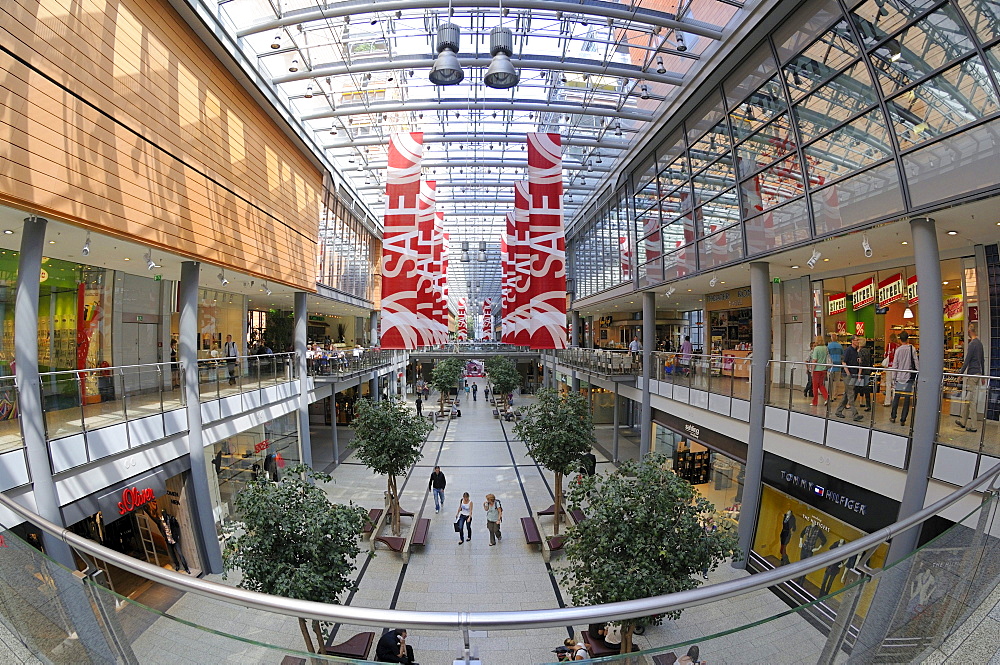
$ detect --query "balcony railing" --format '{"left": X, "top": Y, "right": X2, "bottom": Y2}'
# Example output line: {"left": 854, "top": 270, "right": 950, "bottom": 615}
{"left": 0, "top": 460, "right": 996, "bottom": 664}
{"left": 556, "top": 348, "right": 642, "bottom": 375}
{"left": 195, "top": 352, "right": 298, "bottom": 402}
{"left": 306, "top": 349, "right": 399, "bottom": 377}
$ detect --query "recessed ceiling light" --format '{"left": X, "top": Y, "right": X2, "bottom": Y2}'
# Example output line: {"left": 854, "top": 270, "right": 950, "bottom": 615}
{"left": 2, "top": 230, "right": 12, "bottom": 235}
{"left": 791, "top": 265, "right": 800, "bottom": 269}
{"left": 901, "top": 241, "right": 908, "bottom": 245}
{"left": 823, "top": 258, "right": 829, "bottom": 261}
{"left": 942, "top": 281, "right": 949, "bottom": 285}
{"left": 48, "top": 240, "right": 55, "bottom": 244}
{"left": 124, "top": 257, "right": 130, "bottom": 260}
{"left": 721, "top": 281, "right": 726, "bottom": 284}
{"left": 687, "top": 289, "right": 692, "bottom": 292}
{"left": 947, "top": 230, "right": 958, "bottom": 235}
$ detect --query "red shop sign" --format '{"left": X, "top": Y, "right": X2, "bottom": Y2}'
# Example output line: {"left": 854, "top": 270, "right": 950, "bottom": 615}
{"left": 117, "top": 487, "right": 156, "bottom": 515}
{"left": 852, "top": 277, "right": 876, "bottom": 310}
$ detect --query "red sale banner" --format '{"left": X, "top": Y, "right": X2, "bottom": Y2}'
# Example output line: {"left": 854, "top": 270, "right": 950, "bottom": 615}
{"left": 441, "top": 227, "right": 450, "bottom": 341}
{"left": 379, "top": 132, "right": 424, "bottom": 349}
{"left": 457, "top": 297, "right": 467, "bottom": 341}
{"left": 501, "top": 216, "right": 513, "bottom": 343}
{"left": 415, "top": 180, "right": 437, "bottom": 346}
{"left": 527, "top": 133, "right": 567, "bottom": 350}
{"left": 513, "top": 180, "right": 532, "bottom": 346}
{"left": 482, "top": 299, "right": 493, "bottom": 341}
{"left": 431, "top": 212, "right": 446, "bottom": 345}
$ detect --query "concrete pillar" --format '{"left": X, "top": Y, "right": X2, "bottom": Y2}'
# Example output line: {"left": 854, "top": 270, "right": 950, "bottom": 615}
{"left": 15, "top": 216, "right": 74, "bottom": 569}
{"left": 369, "top": 311, "right": 379, "bottom": 347}
{"left": 571, "top": 310, "right": 581, "bottom": 347}
{"left": 890, "top": 217, "right": 944, "bottom": 561}
{"left": 612, "top": 381, "right": 620, "bottom": 463}
{"left": 330, "top": 395, "right": 340, "bottom": 469}
{"left": 294, "top": 293, "right": 313, "bottom": 471}
{"left": 571, "top": 371, "right": 581, "bottom": 393}
{"left": 179, "top": 261, "right": 224, "bottom": 573}
{"left": 370, "top": 376, "right": 378, "bottom": 402}
{"left": 735, "top": 261, "right": 771, "bottom": 569}
{"left": 639, "top": 291, "right": 655, "bottom": 458}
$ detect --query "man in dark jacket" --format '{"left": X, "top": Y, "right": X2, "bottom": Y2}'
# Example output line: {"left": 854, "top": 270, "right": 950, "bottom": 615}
{"left": 375, "top": 628, "right": 416, "bottom": 664}
{"left": 956, "top": 323, "right": 985, "bottom": 432}
{"left": 428, "top": 466, "right": 446, "bottom": 514}
{"left": 835, "top": 335, "right": 864, "bottom": 422}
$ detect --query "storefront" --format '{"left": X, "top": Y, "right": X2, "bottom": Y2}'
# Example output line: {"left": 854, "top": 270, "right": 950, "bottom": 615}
{"left": 750, "top": 452, "right": 893, "bottom": 615}
{"left": 650, "top": 410, "right": 746, "bottom": 521}
{"left": 207, "top": 413, "right": 301, "bottom": 540}
{"left": 64, "top": 465, "right": 202, "bottom": 598}
{"left": 705, "top": 287, "right": 753, "bottom": 369}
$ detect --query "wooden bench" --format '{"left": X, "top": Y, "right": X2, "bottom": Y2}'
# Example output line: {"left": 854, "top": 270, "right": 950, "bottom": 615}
{"left": 280, "top": 657, "right": 305, "bottom": 665}
{"left": 363, "top": 508, "right": 383, "bottom": 535}
{"left": 548, "top": 534, "right": 566, "bottom": 551}
{"left": 411, "top": 518, "right": 430, "bottom": 547}
{"left": 324, "top": 631, "right": 375, "bottom": 660}
{"left": 521, "top": 516, "right": 542, "bottom": 546}
{"left": 492, "top": 408, "right": 500, "bottom": 419}
{"left": 375, "top": 535, "right": 406, "bottom": 552}
{"left": 581, "top": 631, "right": 617, "bottom": 659}
{"left": 569, "top": 508, "right": 587, "bottom": 525}
{"left": 537, "top": 504, "right": 556, "bottom": 516}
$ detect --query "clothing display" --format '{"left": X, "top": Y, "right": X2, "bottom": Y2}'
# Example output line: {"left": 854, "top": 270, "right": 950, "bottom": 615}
{"left": 158, "top": 512, "right": 190, "bottom": 574}
{"left": 779, "top": 511, "right": 797, "bottom": 566}
{"left": 820, "top": 539, "right": 846, "bottom": 596}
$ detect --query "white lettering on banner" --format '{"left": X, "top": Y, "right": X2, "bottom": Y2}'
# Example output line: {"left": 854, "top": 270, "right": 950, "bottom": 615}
{"left": 906, "top": 275, "right": 919, "bottom": 305}
{"left": 684, "top": 423, "right": 700, "bottom": 439}
{"left": 779, "top": 471, "right": 867, "bottom": 515}
{"left": 828, "top": 293, "right": 848, "bottom": 315}
{"left": 852, "top": 277, "right": 875, "bottom": 310}
{"left": 878, "top": 273, "right": 904, "bottom": 307}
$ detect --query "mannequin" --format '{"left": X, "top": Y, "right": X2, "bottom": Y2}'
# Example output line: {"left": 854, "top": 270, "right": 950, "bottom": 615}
{"left": 778, "top": 510, "right": 797, "bottom": 565}
{"left": 795, "top": 522, "right": 827, "bottom": 585}
{"left": 158, "top": 511, "right": 190, "bottom": 574}
{"left": 820, "top": 539, "right": 847, "bottom": 595}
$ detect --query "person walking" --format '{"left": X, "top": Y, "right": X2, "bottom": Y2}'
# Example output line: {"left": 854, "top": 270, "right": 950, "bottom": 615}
{"left": 835, "top": 335, "right": 865, "bottom": 422}
{"left": 455, "top": 492, "right": 473, "bottom": 544}
{"left": 484, "top": 386, "right": 490, "bottom": 401}
{"left": 827, "top": 332, "right": 843, "bottom": 398}
{"left": 223, "top": 334, "right": 239, "bottom": 386}
{"left": 882, "top": 333, "right": 900, "bottom": 406}
{"left": 472, "top": 383, "right": 478, "bottom": 401}
{"left": 484, "top": 494, "right": 503, "bottom": 546}
{"left": 856, "top": 340, "right": 873, "bottom": 411}
{"left": 955, "top": 323, "right": 985, "bottom": 432}
{"left": 804, "top": 341, "right": 815, "bottom": 399}
{"left": 889, "top": 331, "right": 919, "bottom": 426}
{"left": 415, "top": 395, "right": 423, "bottom": 417}
{"left": 809, "top": 335, "right": 830, "bottom": 407}
{"left": 428, "top": 466, "right": 446, "bottom": 513}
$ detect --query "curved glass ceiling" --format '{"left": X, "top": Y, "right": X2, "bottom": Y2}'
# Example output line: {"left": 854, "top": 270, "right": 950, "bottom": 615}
{"left": 206, "top": 0, "right": 755, "bottom": 306}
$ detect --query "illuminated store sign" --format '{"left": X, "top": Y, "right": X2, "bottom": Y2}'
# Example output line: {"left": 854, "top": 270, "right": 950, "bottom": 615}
{"left": 906, "top": 275, "right": 919, "bottom": 305}
{"left": 852, "top": 277, "right": 875, "bottom": 310}
{"left": 877, "top": 273, "right": 904, "bottom": 307}
{"left": 117, "top": 487, "right": 155, "bottom": 515}
{"left": 828, "top": 293, "right": 847, "bottom": 315}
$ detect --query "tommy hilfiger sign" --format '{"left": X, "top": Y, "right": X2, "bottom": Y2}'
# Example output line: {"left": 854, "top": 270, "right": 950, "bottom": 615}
{"left": 779, "top": 471, "right": 866, "bottom": 515}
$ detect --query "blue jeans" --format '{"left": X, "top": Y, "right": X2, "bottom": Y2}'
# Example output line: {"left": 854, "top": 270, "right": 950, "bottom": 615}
{"left": 433, "top": 488, "right": 445, "bottom": 511}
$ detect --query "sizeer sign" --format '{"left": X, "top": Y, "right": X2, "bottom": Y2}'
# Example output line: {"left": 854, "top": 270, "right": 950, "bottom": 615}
{"left": 117, "top": 487, "right": 156, "bottom": 515}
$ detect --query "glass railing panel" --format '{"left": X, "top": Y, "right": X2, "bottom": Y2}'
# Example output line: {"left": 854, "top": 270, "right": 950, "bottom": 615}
{"left": 41, "top": 372, "right": 85, "bottom": 439}
{"left": 197, "top": 359, "right": 224, "bottom": 403}
{"left": 162, "top": 362, "right": 186, "bottom": 412}
{"left": 0, "top": 376, "right": 22, "bottom": 452}
{"left": 121, "top": 364, "right": 165, "bottom": 422}
{"left": 935, "top": 373, "right": 996, "bottom": 455}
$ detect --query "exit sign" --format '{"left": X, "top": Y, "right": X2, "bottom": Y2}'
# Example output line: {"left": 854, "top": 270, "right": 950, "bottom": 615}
{"left": 153, "top": 274, "right": 162, "bottom": 281}
{"left": 772, "top": 277, "right": 781, "bottom": 284}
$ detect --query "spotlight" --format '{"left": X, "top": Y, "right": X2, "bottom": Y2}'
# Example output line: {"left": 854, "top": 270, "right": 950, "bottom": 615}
{"left": 615, "top": 121, "right": 622, "bottom": 136}
{"left": 640, "top": 84, "right": 650, "bottom": 100}
{"left": 587, "top": 161, "right": 593, "bottom": 172}
{"left": 271, "top": 34, "right": 281, "bottom": 49}
{"left": 484, "top": 27, "right": 519, "bottom": 89}
{"left": 144, "top": 250, "right": 160, "bottom": 271}
{"left": 429, "top": 23, "right": 464, "bottom": 86}
{"left": 218, "top": 270, "right": 229, "bottom": 286}
{"left": 264, "top": 281, "right": 272, "bottom": 296}
{"left": 903, "top": 307, "right": 914, "bottom": 319}
{"left": 81, "top": 233, "right": 91, "bottom": 257}
{"left": 665, "top": 287, "right": 676, "bottom": 297}
{"left": 304, "top": 84, "right": 314, "bottom": 98}
{"left": 709, "top": 275, "right": 717, "bottom": 287}
{"left": 656, "top": 56, "right": 665, "bottom": 74}
{"left": 460, "top": 241, "right": 470, "bottom": 262}
{"left": 806, "top": 249, "right": 822, "bottom": 269}
{"left": 675, "top": 33, "right": 687, "bottom": 52}
{"left": 289, "top": 59, "right": 299, "bottom": 73}
{"left": 862, "top": 234, "right": 872, "bottom": 258}
{"left": 478, "top": 241, "right": 487, "bottom": 262}
{"left": 887, "top": 39, "right": 902, "bottom": 62}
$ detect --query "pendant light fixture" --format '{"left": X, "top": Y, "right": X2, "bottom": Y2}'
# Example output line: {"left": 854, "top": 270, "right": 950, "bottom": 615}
{"left": 484, "top": 27, "right": 519, "bottom": 89}
{"left": 429, "top": 23, "right": 464, "bottom": 85}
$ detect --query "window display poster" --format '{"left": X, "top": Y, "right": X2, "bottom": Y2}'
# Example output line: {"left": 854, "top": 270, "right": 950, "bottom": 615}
{"left": 753, "top": 485, "right": 887, "bottom": 614}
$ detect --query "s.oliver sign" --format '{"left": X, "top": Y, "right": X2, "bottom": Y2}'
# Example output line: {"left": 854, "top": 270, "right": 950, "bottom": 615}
{"left": 97, "top": 469, "right": 167, "bottom": 523}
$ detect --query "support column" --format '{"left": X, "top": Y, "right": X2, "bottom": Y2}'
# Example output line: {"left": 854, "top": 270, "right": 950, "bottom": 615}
{"left": 571, "top": 311, "right": 581, "bottom": 347}
{"left": 369, "top": 311, "right": 379, "bottom": 347}
{"left": 639, "top": 291, "right": 655, "bottom": 458}
{"left": 735, "top": 261, "right": 771, "bottom": 569}
{"left": 612, "top": 381, "right": 620, "bottom": 463}
{"left": 330, "top": 396, "right": 340, "bottom": 469}
{"left": 294, "top": 293, "right": 313, "bottom": 471}
{"left": 15, "top": 216, "right": 74, "bottom": 569}
{"left": 890, "top": 217, "right": 944, "bottom": 561}
{"left": 370, "top": 376, "right": 378, "bottom": 402}
{"left": 179, "top": 261, "right": 224, "bottom": 573}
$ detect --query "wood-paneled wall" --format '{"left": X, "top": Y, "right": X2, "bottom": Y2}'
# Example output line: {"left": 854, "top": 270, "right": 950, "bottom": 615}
{"left": 0, "top": 0, "right": 322, "bottom": 291}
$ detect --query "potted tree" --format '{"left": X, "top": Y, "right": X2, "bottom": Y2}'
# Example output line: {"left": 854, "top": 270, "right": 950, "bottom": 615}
{"left": 514, "top": 388, "right": 595, "bottom": 535}
{"left": 429, "top": 357, "right": 464, "bottom": 415}
{"left": 560, "top": 453, "right": 739, "bottom": 654}
{"left": 222, "top": 465, "right": 367, "bottom": 656}
{"left": 352, "top": 398, "right": 433, "bottom": 535}
{"left": 484, "top": 356, "right": 520, "bottom": 411}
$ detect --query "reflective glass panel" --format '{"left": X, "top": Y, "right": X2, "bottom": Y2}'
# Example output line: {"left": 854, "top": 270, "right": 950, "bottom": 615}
{"left": 697, "top": 193, "right": 742, "bottom": 237}
{"left": 661, "top": 217, "right": 694, "bottom": 250}
{"left": 699, "top": 226, "right": 744, "bottom": 269}
{"left": 735, "top": 113, "right": 796, "bottom": 177}
{"left": 659, "top": 185, "right": 693, "bottom": 221}
{"left": 740, "top": 154, "right": 804, "bottom": 218}
{"left": 692, "top": 160, "right": 737, "bottom": 207}
{"left": 657, "top": 155, "right": 690, "bottom": 193}
{"left": 804, "top": 108, "right": 893, "bottom": 186}
{"left": 956, "top": 0, "right": 1000, "bottom": 43}
{"left": 729, "top": 76, "right": 789, "bottom": 143}
{"left": 689, "top": 122, "right": 732, "bottom": 172}
{"left": 887, "top": 56, "right": 1000, "bottom": 150}
{"left": 869, "top": 6, "right": 976, "bottom": 97}
{"left": 849, "top": 0, "right": 937, "bottom": 50}
{"left": 783, "top": 19, "right": 861, "bottom": 101}
{"left": 794, "top": 61, "right": 879, "bottom": 143}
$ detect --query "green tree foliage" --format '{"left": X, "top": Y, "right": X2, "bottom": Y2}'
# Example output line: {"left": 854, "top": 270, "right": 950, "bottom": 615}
{"left": 514, "top": 388, "right": 595, "bottom": 534}
{"left": 484, "top": 356, "right": 520, "bottom": 406}
{"left": 429, "top": 357, "right": 464, "bottom": 413}
{"left": 561, "top": 454, "right": 740, "bottom": 653}
{"left": 352, "top": 398, "right": 433, "bottom": 534}
{"left": 222, "top": 465, "right": 367, "bottom": 655}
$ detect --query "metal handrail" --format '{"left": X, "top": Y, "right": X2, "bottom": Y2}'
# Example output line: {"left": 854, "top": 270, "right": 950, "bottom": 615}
{"left": 1, "top": 462, "right": 998, "bottom": 631}
{"left": 39, "top": 361, "right": 180, "bottom": 378}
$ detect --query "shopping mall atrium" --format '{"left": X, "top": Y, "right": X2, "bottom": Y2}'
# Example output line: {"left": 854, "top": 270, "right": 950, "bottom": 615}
{"left": 1, "top": 0, "right": 1000, "bottom": 662}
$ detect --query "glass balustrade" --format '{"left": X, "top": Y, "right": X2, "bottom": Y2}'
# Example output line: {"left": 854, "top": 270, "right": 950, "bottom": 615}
{"left": 0, "top": 375, "right": 21, "bottom": 453}
{"left": 307, "top": 349, "right": 398, "bottom": 377}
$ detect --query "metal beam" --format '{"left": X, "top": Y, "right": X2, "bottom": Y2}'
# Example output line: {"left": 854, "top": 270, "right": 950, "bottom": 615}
{"left": 302, "top": 99, "right": 653, "bottom": 123}
{"left": 355, "top": 159, "right": 613, "bottom": 171}
{"left": 237, "top": 0, "right": 726, "bottom": 40}
{"left": 273, "top": 54, "right": 684, "bottom": 87}
{"left": 324, "top": 133, "right": 631, "bottom": 151}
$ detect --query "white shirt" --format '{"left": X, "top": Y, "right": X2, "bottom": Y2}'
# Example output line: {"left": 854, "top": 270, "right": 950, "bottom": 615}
{"left": 629, "top": 339, "right": 641, "bottom": 352}
{"left": 224, "top": 341, "right": 238, "bottom": 358}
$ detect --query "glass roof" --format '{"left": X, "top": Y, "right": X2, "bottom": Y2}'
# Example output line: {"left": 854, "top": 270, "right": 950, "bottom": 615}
{"left": 208, "top": 0, "right": 754, "bottom": 308}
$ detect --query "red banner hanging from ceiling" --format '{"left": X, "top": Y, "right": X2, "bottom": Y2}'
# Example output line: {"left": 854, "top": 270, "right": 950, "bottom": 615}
{"left": 501, "top": 216, "right": 512, "bottom": 343}
{"left": 482, "top": 299, "right": 493, "bottom": 341}
{"left": 415, "top": 180, "right": 437, "bottom": 347}
{"left": 513, "top": 180, "right": 532, "bottom": 346}
{"left": 432, "top": 211, "right": 446, "bottom": 345}
{"left": 379, "top": 132, "right": 424, "bottom": 349}
{"left": 527, "top": 133, "right": 567, "bottom": 350}
{"left": 442, "top": 227, "right": 451, "bottom": 342}
{"left": 457, "top": 297, "right": 467, "bottom": 341}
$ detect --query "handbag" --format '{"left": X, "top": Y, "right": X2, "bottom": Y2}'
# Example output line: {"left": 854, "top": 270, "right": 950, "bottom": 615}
{"left": 453, "top": 517, "right": 462, "bottom": 533}
{"left": 894, "top": 380, "right": 914, "bottom": 393}
{"left": 880, "top": 356, "right": 890, "bottom": 368}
